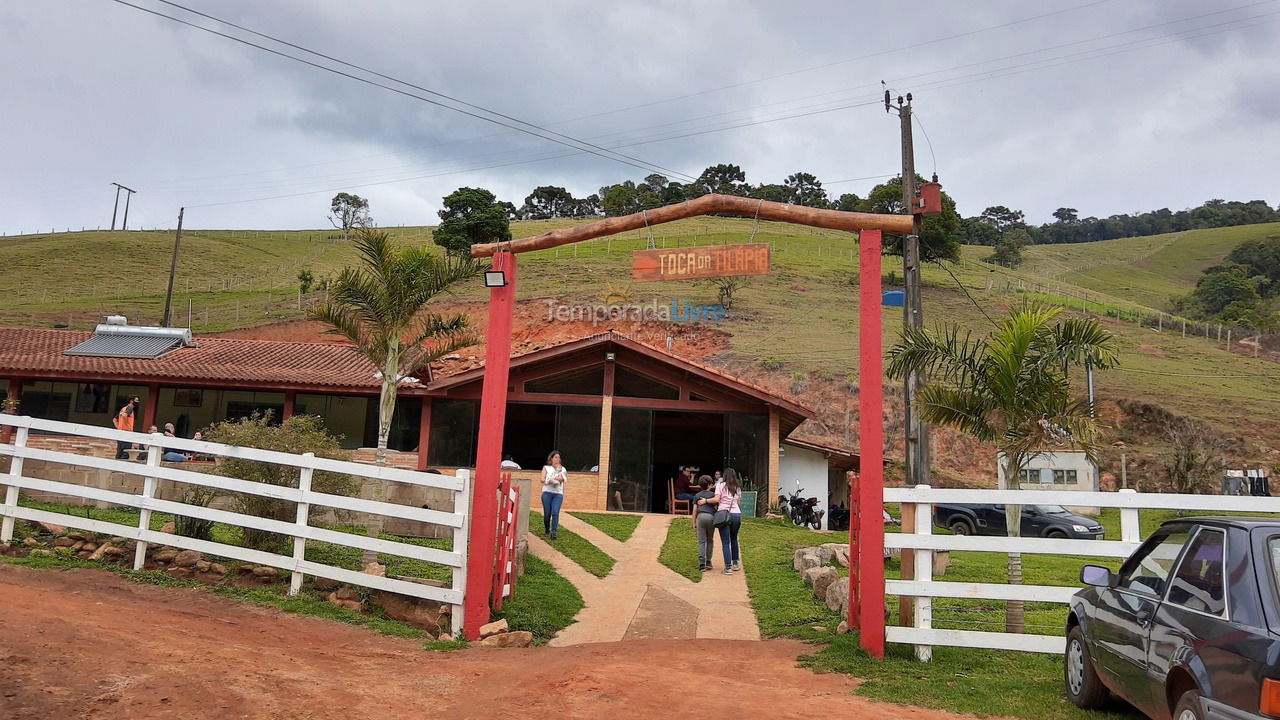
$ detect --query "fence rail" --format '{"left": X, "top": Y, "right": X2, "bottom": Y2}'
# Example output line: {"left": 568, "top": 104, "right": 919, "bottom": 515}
{"left": 0, "top": 414, "right": 470, "bottom": 635}
{"left": 881, "top": 486, "right": 1280, "bottom": 660}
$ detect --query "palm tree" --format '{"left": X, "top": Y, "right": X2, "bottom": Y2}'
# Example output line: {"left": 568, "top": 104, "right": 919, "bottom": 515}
{"left": 887, "top": 303, "right": 1118, "bottom": 632}
{"left": 310, "top": 228, "right": 480, "bottom": 561}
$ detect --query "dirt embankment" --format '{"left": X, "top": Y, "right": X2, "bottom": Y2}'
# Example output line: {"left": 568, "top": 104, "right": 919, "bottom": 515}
{"left": 0, "top": 564, "right": 978, "bottom": 720}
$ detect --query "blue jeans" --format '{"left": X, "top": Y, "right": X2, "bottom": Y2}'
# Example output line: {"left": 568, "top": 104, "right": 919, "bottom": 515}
{"left": 541, "top": 491, "right": 564, "bottom": 535}
{"left": 163, "top": 452, "right": 188, "bottom": 462}
{"left": 718, "top": 514, "right": 742, "bottom": 567}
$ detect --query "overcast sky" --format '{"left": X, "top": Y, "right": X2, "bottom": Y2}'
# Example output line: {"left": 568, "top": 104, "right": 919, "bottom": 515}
{"left": 3, "top": 0, "right": 1278, "bottom": 233}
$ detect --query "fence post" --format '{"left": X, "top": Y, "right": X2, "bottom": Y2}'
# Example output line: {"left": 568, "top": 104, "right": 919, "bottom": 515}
{"left": 912, "top": 486, "right": 934, "bottom": 662}
{"left": 290, "top": 452, "right": 315, "bottom": 595}
{"left": 1118, "top": 489, "right": 1140, "bottom": 544}
{"left": 1, "top": 426, "right": 30, "bottom": 543}
{"left": 133, "top": 440, "right": 163, "bottom": 570}
{"left": 452, "top": 468, "right": 471, "bottom": 638}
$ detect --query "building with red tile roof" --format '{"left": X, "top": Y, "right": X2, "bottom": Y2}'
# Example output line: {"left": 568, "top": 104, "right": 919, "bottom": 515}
{"left": 0, "top": 326, "right": 813, "bottom": 512}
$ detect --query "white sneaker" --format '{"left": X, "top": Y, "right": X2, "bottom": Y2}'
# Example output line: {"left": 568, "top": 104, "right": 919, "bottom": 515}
{"left": 732, "top": 561, "right": 741, "bottom": 570}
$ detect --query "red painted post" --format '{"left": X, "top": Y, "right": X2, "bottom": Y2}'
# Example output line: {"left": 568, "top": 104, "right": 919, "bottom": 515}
{"left": 856, "top": 230, "right": 885, "bottom": 658}
{"left": 142, "top": 382, "right": 160, "bottom": 431}
{"left": 463, "top": 250, "right": 517, "bottom": 639}
{"left": 847, "top": 469, "right": 859, "bottom": 630}
{"left": 282, "top": 390, "right": 296, "bottom": 421}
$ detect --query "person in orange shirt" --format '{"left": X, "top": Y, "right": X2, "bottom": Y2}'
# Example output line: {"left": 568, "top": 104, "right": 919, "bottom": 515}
{"left": 113, "top": 396, "right": 139, "bottom": 459}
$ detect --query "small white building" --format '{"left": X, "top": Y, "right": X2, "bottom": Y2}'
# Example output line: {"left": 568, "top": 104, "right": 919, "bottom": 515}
{"left": 997, "top": 450, "right": 1099, "bottom": 513}
{"left": 778, "top": 438, "right": 861, "bottom": 530}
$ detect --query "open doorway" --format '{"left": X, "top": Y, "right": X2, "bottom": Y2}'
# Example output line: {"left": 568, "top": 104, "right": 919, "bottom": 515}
{"left": 650, "top": 411, "right": 725, "bottom": 513}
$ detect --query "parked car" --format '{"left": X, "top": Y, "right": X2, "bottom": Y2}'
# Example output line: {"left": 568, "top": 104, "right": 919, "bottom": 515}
{"left": 933, "top": 503, "right": 1104, "bottom": 539}
{"left": 1066, "top": 517, "right": 1280, "bottom": 720}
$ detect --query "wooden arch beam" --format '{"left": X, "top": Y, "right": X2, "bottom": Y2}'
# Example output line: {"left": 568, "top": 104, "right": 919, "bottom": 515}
{"left": 470, "top": 193, "right": 913, "bottom": 257}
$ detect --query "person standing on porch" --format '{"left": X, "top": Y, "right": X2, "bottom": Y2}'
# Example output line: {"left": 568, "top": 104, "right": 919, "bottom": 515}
{"left": 692, "top": 475, "right": 718, "bottom": 572}
{"left": 714, "top": 468, "right": 744, "bottom": 574}
{"left": 541, "top": 450, "right": 568, "bottom": 540}
{"left": 112, "top": 396, "right": 139, "bottom": 459}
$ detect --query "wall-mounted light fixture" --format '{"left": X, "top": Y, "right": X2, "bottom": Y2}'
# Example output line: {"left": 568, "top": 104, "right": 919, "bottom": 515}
{"left": 605, "top": 352, "right": 616, "bottom": 362}
{"left": 483, "top": 270, "right": 507, "bottom": 288}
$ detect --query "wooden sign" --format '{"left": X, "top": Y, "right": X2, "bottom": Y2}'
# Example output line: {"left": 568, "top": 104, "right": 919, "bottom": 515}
{"left": 631, "top": 242, "right": 771, "bottom": 282}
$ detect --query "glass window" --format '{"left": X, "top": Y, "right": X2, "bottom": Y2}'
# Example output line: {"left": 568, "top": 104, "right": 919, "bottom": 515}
{"left": 1053, "top": 469, "right": 1078, "bottom": 485}
{"left": 428, "top": 399, "right": 479, "bottom": 467}
{"left": 525, "top": 366, "right": 604, "bottom": 395}
{"left": 556, "top": 405, "right": 602, "bottom": 472}
{"left": 1167, "top": 529, "right": 1226, "bottom": 615}
{"left": 1117, "top": 527, "right": 1193, "bottom": 597}
{"left": 614, "top": 366, "right": 680, "bottom": 400}
{"left": 1018, "top": 469, "right": 1040, "bottom": 484}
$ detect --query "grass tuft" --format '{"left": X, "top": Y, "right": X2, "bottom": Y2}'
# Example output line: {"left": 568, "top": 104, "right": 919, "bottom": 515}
{"left": 657, "top": 514, "right": 702, "bottom": 582}
{"left": 493, "top": 554, "right": 584, "bottom": 645}
{"left": 530, "top": 511, "right": 615, "bottom": 577}
{"left": 567, "top": 511, "right": 642, "bottom": 542}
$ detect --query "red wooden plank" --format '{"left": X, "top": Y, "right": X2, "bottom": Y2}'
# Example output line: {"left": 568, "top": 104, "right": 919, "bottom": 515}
{"left": 856, "top": 230, "right": 885, "bottom": 658}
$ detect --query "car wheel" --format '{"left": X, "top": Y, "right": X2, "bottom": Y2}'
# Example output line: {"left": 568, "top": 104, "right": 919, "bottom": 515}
{"left": 948, "top": 518, "right": 973, "bottom": 536}
{"left": 1064, "top": 626, "right": 1109, "bottom": 709}
{"left": 1046, "top": 529, "right": 1068, "bottom": 539}
{"left": 1173, "top": 690, "right": 1204, "bottom": 720}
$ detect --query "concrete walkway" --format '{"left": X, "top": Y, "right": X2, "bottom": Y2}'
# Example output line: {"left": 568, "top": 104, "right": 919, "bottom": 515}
{"left": 528, "top": 512, "right": 760, "bottom": 646}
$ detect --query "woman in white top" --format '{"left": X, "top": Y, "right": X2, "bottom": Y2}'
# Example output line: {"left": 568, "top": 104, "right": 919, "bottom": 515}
{"left": 541, "top": 450, "right": 568, "bottom": 540}
{"left": 712, "top": 467, "right": 744, "bottom": 574}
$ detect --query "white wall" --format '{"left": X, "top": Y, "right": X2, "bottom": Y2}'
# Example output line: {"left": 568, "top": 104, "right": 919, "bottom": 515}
{"left": 780, "top": 446, "right": 830, "bottom": 530}
{"left": 997, "top": 451, "right": 1099, "bottom": 514}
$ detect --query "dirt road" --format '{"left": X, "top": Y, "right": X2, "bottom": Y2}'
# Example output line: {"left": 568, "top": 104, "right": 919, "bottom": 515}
{"left": 0, "top": 565, "right": 968, "bottom": 720}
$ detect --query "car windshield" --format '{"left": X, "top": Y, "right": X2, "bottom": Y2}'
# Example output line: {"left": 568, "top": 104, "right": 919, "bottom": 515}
{"left": 1037, "top": 505, "right": 1069, "bottom": 514}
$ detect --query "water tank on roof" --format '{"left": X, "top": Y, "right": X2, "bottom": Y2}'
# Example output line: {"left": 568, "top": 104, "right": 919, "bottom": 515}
{"left": 882, "top": 290, "right": 905, "bottom": 307}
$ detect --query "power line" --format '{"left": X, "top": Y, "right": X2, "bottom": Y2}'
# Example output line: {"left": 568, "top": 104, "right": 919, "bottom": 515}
{"left": 108, "top": 0, "right": 697, "bottom": 183}
{"left": 545, "top": 0, "right": 1118, "bottom": 123}
{"left": 140, "top": 2, "right": 1277, "bottom": 202}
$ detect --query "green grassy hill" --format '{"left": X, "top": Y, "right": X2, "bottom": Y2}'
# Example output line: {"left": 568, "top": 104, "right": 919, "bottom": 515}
{"left": 5, "top": 218, "right": 1278, "bottom": 471}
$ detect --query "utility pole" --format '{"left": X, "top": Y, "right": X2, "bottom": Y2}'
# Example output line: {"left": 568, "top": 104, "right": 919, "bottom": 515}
{"left": 161, "top": 207, "right": 184, "bottom": 327}
{"left": 886, "top": 89, "right": 931, "bottom": 489}
{"left": 112, "top": 183, "right": 136, "bottom": 231}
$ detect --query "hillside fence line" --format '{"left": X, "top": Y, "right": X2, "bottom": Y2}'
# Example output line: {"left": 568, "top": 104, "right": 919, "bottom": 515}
{"left": 7, "top": 228, "right": 1275, "bottom": 360}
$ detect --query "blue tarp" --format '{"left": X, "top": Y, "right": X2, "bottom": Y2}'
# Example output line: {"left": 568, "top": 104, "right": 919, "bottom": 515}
{"left": 882, "top": 290, "right": 905, "bottom": 306}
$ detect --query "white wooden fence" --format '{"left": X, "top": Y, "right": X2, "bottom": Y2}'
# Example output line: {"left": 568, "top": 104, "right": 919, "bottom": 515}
{"left": 882, "top": 485, "right": 1280, "bottom": 660}
{"left": 0, "top": 415, "right": 470, "bottom": 636}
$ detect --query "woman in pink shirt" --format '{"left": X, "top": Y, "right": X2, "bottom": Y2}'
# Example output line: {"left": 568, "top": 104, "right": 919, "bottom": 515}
{"left": 713, "top": 468, "right": 744, "bottom": 574}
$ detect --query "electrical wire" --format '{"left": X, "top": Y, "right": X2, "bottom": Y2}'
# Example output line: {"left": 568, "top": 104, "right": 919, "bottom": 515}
{"left": 107, "top": 0, "right": 698, "bottom": 184}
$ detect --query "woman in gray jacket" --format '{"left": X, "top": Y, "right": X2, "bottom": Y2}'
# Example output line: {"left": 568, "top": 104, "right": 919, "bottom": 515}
{"left": 691, "top": 475, "right": 718, "bottom": 572}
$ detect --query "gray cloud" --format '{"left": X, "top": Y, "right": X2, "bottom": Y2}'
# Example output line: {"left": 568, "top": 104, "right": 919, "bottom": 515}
{"left": 2, "top": 0, "right": 1277, "bottom": 234}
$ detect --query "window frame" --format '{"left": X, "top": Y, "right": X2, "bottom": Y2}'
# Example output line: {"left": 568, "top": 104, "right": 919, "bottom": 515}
{"left": 1114, "top": 525, "right": 1195, "bottom": 600}
{"left": 1162, "top": 526, "right": 1230, "bottom": 620}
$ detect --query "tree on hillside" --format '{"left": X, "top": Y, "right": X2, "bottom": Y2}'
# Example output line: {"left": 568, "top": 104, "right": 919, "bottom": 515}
{"left": 833, "top": 193, "right": 862, "bottom": 212}
{"left": 433, "top": 187, "right": 512, "bottom": 255}
{"left": 749, "top": 183, "right": 792, "bottom": 203}
{"left": 983, "top": 228, "right": 1032, "bottom": 268}
{"left": 1052, "top": 207, "right": 1080, "bottom": 224}
{"left": 519, "top": 186, "right": 576, "bottom": 220}
{"left": 859, "top": 175, "right": 961, "bottom": 262}
{"left": 978, "top": 205, "right": 1026, "bottom": 234}
{"left": 887, "top": 303, "right": 1118, "bottom": 633}
{"left": 310, "top": 228, "right": 480, "bottom": 562}
{"left": 1164, "top": 417, "right": 1227, "bottom": 495}
{"left": 329, "top": 193, "right": 371, "bottom": 242}
{"left": 600, "top": 181, "right": 642, "bottom": 216}
{"left": 697, "top": 163, "right": 749, "bottom": 196}
{"left": 784, "top": 172, "right": 829, "bottom": 208}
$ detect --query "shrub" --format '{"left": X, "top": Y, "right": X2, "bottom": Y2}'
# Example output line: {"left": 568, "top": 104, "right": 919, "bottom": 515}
{"left": 174, "top": 487, "right": 218, "bottom": 541}
{"left": 761, "top": 356, "right": 784, "bottom": 371}
{"left": 203, "top": 413, "right": 356, "bottom": 553}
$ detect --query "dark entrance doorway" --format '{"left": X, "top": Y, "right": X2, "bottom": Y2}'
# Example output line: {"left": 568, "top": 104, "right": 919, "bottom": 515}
{"left": 650, "top": 410, "right": 725, "bottom": 513}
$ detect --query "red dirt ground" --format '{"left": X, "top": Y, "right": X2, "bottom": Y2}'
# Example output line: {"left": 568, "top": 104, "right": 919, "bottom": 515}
{"left": 0, "top": 565, "right": 979, "bottom": 720}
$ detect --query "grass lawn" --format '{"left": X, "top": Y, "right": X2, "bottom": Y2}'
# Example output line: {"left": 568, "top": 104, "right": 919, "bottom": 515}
{"left": 493, "top": 553, "right": 584, "bottom": 645}
{"left": 739, "top": 517, "right": 1142, "bottom": 720}
{"left": 530, "top": 510, "right": 616, "bottom": 577}
{"left": 568, "top": 511, "right": 641, "bottom": 542}
{"left": 657, "top": 513, "right": 702, "bottom": 582}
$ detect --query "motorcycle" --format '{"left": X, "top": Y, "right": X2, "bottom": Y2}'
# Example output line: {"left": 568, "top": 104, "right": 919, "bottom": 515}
{"left": 828, "top": 504, "right": 850, "bottom": 531}
{"left": 780, "top": 483, "right": 824, "bottom": 530}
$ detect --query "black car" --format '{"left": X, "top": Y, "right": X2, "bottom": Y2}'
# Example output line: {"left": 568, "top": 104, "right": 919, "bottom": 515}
{"left": 933, "top": 503, "right": 1105, "bottom": 539}
{"left": 1066, "top": 517, "right": 1280, "bottom": 720}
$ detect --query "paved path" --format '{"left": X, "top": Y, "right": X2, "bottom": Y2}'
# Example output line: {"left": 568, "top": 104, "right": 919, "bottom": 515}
{"left": 529, "top": 512, "right": 759, "bottom": 646}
